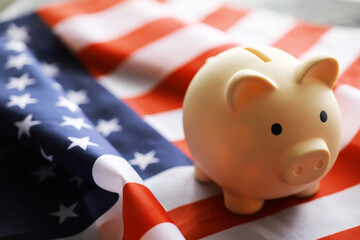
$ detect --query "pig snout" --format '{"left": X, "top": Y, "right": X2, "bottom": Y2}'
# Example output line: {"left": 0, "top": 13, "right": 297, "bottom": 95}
{"left": 279, "top": 139, "right": 331, "bottom": 185}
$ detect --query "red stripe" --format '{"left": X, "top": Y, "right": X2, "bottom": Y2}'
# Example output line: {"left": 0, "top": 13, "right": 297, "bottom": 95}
{"left": 172, "top": 139, "right": 192, "bottom": 160}
{"left": 37, "top": 0, "right": 122, "bottom": 27}
{"left": 79, "top": 17, "right": 186, "bottom": 77}
{"left": 336, "top": 57, "right": 360, "bottom": 89}
{"left": 348, "top": 130, "right": 360, "bottom": 151}
{"left": 318, "top": 225, "right": 360, "bottom": 240}
{"left": 201, "top": 5, "right": 248, "bottom": 31}
{"left": 168, "top": 146, "right": 360, "bottom": 239}
{"left": 123, "top": 43, "right": 238, "bottom": 116}
{"left": 272, "top": 21, "right": 329, "bottom": 58}
{"left": 123, "top": 182, "right": 174, "bottom": 240}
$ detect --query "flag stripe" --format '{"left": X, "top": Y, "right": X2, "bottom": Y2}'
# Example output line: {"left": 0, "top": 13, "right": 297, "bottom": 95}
{"left": 98, "top": 24, "right": 235, "bottom": 100}
{"left": 318, "top": 225, "right": 360, "bottom": 240}
{"left": 299, "top": 26, "right": 360, "bottom": 75}
{"left": 143, "top": 108, "right": 184, "bottom": 142}
{"left": 163, "top": 0, "right": 221, "bottom": 22}
{"left": 145, "top": 166, "right": 221, "bottom": 211}
{"left": 79, "top": 17, "right": 186, "bottom": 77}
{"left": 52, "top": 0, "right": 170, "bottom": 52}
{"left": 171, "top": 139, "right": 192, "bottom": 159}
{"left": 226, "top": 9, "right": 296, "bottom": 45}
{"left": 167, "top": 147, "right": 360, "bottom": 239}
{"left": 337, "top": 56, "right": 360, "bottom": 89}
{"left": 201, "top": 5, "right": 249, "bottom": 31}
{"left": 350, "top": 131, "right": 360, "bottom": 151}
{"left": 92, "top": 155, "right": 143, "bottom": 193}
{"left": 334, "top": 85, "right": 360, "bottom": 150}
{"left": 272, "top": 21, "right": 329, "bottom": 58}
{"left": 123, "top": 182, "right": 174, "bottom": 240}
{"left": 202, "top": 184, "right": 360, "bottom": 240}
{"left": 37, "top": 0, "right": 123, "bottom": 27}
{"left": 140, "top": 222, "right": 185, "bottom": 240}
{"left": 122, "top": 43, "right": 237, "bottom": 116}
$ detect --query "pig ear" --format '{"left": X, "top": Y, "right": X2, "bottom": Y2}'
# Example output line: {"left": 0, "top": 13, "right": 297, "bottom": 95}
{"left": 297, "top": 55, "right": 339, "bottom": 89}
{"left": 225, "top": 69, "right": 278, "bottom": 112}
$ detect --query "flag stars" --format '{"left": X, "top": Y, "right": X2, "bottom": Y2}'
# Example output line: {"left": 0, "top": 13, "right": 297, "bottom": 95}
{"left": 61, "top": 116, "right": 92, "bottom": 131}
{"left": 5, "top": 53, "right": 33, "bottom": 70}
{"left": 5, "top": 40, "right": 26, "bottom": 52}
{"left": 14, "top": 114, "right": 41, "bottom": 139}
{"left": 66, "top": 89, "right": 89, "bottom": 105}
{"left": 41, "top": 62, "right": 59, "bottom": 78}
{"left": 50, "top": 203, "right": 78, "bottom": 225}
{"left": 129, "top": 150, "right": 159, "bottom": 171}
{"left": 96, "top": 118, "right": 122, "bottom": 137}
{"left": 5, "top": 23, "right": 30, "bottom": 42}
{"left": 67, "top": 136, "right": 99, "bottom": 151}
{"left": 6, "top": 73, "right": 35, "bottom": 91}
{"left": 7, "top": 93, "right": 38, "bottom": 109}
{"left": 56, "top": 96, "right": 80, "bottom": 113}
{"left": 40, "top": 147, "right": 53, "bottom": 162}
{"left": 30, "top": 164, "right": 56, "bottom": 182}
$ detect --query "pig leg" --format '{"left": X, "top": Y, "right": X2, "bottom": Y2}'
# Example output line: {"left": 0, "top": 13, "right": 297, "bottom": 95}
{"left": 294, "top": 182, "right": 320, "bottom": 198}
{"left": 224, "top": 191, "right": 264, "bottom": 215}
{"left": 194, "top": 164, "right": 212, "bottom": 182}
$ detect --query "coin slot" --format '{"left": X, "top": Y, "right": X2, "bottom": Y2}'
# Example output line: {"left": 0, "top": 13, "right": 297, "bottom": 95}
{"left": 244, "top": 47, "right": 271, "bottom": 62}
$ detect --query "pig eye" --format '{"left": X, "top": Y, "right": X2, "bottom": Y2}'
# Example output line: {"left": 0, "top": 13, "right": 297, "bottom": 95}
{"left": 320, "top": 111, "right": 327, "bottom": 123}
{"left": 271, "top": 123, "right": 282, "bottom": 135}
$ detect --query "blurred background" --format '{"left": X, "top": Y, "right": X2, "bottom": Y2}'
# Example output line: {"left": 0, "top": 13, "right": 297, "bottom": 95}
{"left": 0, "top": 0, "right": 359, "bottom": 27}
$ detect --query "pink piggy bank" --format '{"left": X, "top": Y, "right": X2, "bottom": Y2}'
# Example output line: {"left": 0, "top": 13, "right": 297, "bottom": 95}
{"left": 183, "top": 46, "right": 342, "bottom": 215}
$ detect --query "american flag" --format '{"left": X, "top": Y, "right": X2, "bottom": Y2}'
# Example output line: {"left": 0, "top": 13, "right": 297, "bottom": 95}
{"left": 0, "top": 0, "right": 359, "bottom": 239}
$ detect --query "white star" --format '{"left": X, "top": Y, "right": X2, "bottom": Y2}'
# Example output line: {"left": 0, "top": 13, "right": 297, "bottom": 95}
{"left": 60, "top": 116, "right": 92, "bottom": 130}
{"left": 129, "top": 150, "right": 159, "bottom": 171}
{"left": 66, "top": 90, "right": 89, "bottom": 105}
{"left": 5, "top": 53, "right": 33, "bottom": 70}
{"left": 5, "top": 23, "right": 30, "bottom": 42}
{"left": 96, "top": 118, "right": 122, "bottom": 137}
{"left": 67, "top": 136, "right": 99, "bottom": 151}
{"left": 50, "top": 203, "right": 78, "bottom": 225}
{"left": 6, "top": 73, "right": 35, "bottom": 91}
{"left": 7, "top": 93, "right": 38, "bottom": 109}
{"left": 56, "top": 96, "right": 80, "bottom": 113}
{"left": 14, "top": 114, "right": 41, "bottom": 139}
{"left": 30, "top": 164, "right": 56, "bottom": 182}
{"left": 41, "top": 62, "right": 59, "bottom": 78}
{"left": 5, "top": 40, "right": 26, "bottom": 52}
{"left": 40, "top": 147, "right": 53, "bottom": 162}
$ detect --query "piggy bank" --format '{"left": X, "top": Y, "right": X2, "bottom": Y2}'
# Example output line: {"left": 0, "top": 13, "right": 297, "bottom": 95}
{"left": 183, "top": 46, "right": 342, "bottom": 215}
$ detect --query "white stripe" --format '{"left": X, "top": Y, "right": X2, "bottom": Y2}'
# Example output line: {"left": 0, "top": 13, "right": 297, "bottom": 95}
{"left": 145, "top": 166, "right": 221, "bottom": 211}
{"left": 143, "top": 108, "right": 184, "bottom": 142}
{"left": 92, "top": 154, "right": 143, "bottom": 193}
{"left": 164, "top": 0, "right": 222, "bottom": 22}
{"left": 226, "top": 9, "right": 296, "bottom": 45}
{"left": 299, "top": 26, "right": 360, "bottom": 75}
{"left": 99, "top": 24, "right": 234, "bottom": 99}
{"left": 53, "top": 0, "right": 169, "bottom": 51}
{"left": 335, "top": 84, "right": 360, "bottom": 150}
{"left": 202, "top": 184, "right": 360, "bottom": 240}
{"left": 141, "top": 222, "right": 185, "bottom": 240}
